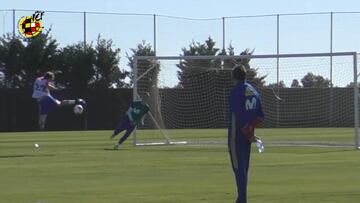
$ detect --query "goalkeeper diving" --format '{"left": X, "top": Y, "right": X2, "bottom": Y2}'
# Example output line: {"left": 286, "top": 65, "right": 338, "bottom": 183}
{"left": 110, "top": 98, "right": 150, "bottom": 150}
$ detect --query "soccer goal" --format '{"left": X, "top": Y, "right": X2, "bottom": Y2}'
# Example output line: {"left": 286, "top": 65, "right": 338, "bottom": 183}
{"left": 132, "top": 52, "right": 360, "bottom": 149}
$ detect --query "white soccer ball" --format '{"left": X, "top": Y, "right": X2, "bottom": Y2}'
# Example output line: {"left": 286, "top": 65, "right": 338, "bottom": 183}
{"left": 73, "top": 104, "right": 84, "bottom": 114}
{"left": 34, "top": 143, "right": 40, "bottom": 148}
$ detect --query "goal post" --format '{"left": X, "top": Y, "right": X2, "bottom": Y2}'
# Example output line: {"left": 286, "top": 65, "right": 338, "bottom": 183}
{"left": 132, "top": 52, "right": 359, "bottom": 149}
{"left": 132, "top": 57, "right": 187, "bottom": 146}
{"left": 354, "top": 54, "right": 359, "bottom": 149}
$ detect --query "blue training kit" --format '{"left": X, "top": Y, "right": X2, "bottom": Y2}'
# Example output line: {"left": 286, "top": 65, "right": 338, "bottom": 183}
{"left": 113, "top": 116, "right": 136, "bottom": 145}
{"left": 38, "top": 95, "right": 59, "bottom": 115}
{"left": 228, "top": 81, "right": 264, "bottom": 203}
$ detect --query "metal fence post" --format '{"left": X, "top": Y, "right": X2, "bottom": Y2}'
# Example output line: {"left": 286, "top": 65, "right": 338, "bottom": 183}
{"left": 222, "top": 17, "right": 226, "bottom": 53}
{"left": 329, "top": 12, "right": 334, "bottom": 126}
{"left": 276, "top": 14, "right": 280, "bottom": 127}
{"left": 12, "top": 9, "right": 15, "bottom": 37}
{"left": 153, "top": 14, "right": 157, "bottom": 55}
{"left": 83, "top": 11, "right": 87, "bottom": 49}
{"left": 330, "top": 12, "right": 333, "bottom": 84}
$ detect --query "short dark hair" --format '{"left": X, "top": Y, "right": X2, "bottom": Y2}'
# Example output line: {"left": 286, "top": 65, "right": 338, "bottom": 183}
{"left": 44, "top": 71, "right": 54, "bottom": 80}
{"left": 232, "top": 64, "right": 246, "bottom": 81}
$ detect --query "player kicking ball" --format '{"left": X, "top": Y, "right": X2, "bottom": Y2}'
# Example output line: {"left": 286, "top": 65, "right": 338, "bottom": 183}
{"left": 110, "top": 98, "right": 150, "bottom": 150}
{"left": 32, "top": 71, "right": 86, "bottom": 130}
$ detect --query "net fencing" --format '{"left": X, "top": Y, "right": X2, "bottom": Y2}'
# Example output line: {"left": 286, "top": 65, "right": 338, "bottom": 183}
{"left": 133, "top": 52, "right": 359, "bottom": 148}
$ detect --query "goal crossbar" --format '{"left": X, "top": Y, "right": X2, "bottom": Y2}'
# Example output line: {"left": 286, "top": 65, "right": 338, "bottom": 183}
{"left": 134, "top": 52, "right": 357, "bottom": 60}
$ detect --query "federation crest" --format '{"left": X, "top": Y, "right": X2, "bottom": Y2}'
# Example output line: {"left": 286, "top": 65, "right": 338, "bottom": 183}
{"left": 245, "top": 87, "right": 255, "bottom": 97}
{"left": 18, "top": 11, "right": 44, "bottom": 38}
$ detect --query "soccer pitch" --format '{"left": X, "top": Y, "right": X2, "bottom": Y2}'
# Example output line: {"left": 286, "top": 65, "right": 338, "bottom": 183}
{"left": 0, "top": 129, "right": 359, "bottom": 203}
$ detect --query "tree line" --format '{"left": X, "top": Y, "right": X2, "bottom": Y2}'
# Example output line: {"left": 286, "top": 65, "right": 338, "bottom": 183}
{"left": 0, "top": 31, "right": 130, "bottom": 90}
{"left": 268, "top": 73, "right": 331, "bottom": 89}
{"left": 0, "top": 31, "right": 342, "bottom": 89}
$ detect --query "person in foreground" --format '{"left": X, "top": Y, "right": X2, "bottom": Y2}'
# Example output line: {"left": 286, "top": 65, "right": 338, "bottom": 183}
{"left": 110, "top": 99, "right": 150, "bottom": 150}
{"left": 228, "top": 64, "right": 265, "bottom": 203}
{"left": 32, "top": 71, "right": 86, "bottom": 130}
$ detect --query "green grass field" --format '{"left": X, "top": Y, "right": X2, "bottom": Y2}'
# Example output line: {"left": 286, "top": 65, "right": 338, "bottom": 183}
{"left": 0, "top": 129, "right": 359, "bottom": 203}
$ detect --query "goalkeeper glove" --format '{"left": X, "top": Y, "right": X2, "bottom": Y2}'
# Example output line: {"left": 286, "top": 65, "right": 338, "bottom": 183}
{"left": 242, "top": 117, "right": 263, "bottom": 142}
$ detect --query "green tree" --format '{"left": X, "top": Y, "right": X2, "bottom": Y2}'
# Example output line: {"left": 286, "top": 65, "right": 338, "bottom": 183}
{"left": 267, "top": 80, "right": 286, "bottom": 88}
{"left": 22, "top": 31, "right": 59, "bottom": 88}
{"left": 0, "top": 31, "right": 59, "bottom": 88}
{"left": 223, "top": 47, "right": 266, "bottom": 87}
{"left": 56, "top": 42, "right": 96, "bottom": 90}
{"left": 176, "top": 37, "right": 232, "bottom": 128}
{"left": 291, "top": 79, "right": 301, "bottom": 88}
{"left": 0, "top": 34, "right": 25, "bottom": 88}
{"left": 128, "top": 41, "right": 159, "bottom": 93}
{"left": 177, "top": 37, "right": 219, "bottom": 88}
{"left": 0, "top": 32, "right": 129, "bottom": 90}
{"left": 301, "top": 72, "right": 330, "bottom": 88}
{"left": 94, "top": 36, "right": 128, "bottom": 88}
{"left": 346, "top": 82, "right": 360, "bottom": 88}
{"left": 177, "top": 39, "right": 266, "bottom": 88}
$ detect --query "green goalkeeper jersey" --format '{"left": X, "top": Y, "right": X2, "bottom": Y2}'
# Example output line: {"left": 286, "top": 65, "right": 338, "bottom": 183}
{"left": 126, "top": 101, "right": 150, "bottom": 124}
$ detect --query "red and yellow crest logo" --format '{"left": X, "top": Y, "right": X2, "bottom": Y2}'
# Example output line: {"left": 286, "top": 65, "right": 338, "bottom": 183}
{"left": 18, "top": 11, "right": 44, "bottom": 38}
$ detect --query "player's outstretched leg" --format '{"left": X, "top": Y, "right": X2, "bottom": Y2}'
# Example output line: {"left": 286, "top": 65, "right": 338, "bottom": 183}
{"left": 111, "top": 118, "right": 128, "bottom": 150}
{"left": 60, "top": 100, "right": 75, "bottom": 106}
{"left": 111, "top": 115, "right": 133, "bottom": 138}
{"left": 117, "top": 127, "right": 135, "bottom": 145}
{"left": 60, "top": 98, "right": 86, "bottom": 107}
{"left": 114, "top": 126, "right": 135, "bottom": 150}
{"left": 112, "top": 117, "right": 135, "bottom": 150}
{"left": 111, "top": 119, "right": 126, "bottom": 139}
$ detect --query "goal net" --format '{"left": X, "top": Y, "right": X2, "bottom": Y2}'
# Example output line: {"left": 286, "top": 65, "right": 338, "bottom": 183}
{"left": 133, "top": 52, "right": 359, "bottom": 149}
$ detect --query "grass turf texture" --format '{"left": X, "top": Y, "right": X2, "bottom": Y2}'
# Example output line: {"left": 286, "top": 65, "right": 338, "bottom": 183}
{"left": 0, "top": 129, "right": 359, "bottom": 203}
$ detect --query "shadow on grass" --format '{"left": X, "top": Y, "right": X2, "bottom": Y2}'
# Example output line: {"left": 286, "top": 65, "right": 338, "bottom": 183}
{"left": 270, "top": 147, "right": 354, "bottom": 155}
{"left": 0, "top": 154, "right": 55, "bottom": 159}
{"left": 103, "top": 148, "right": 131, "bottom": 151}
